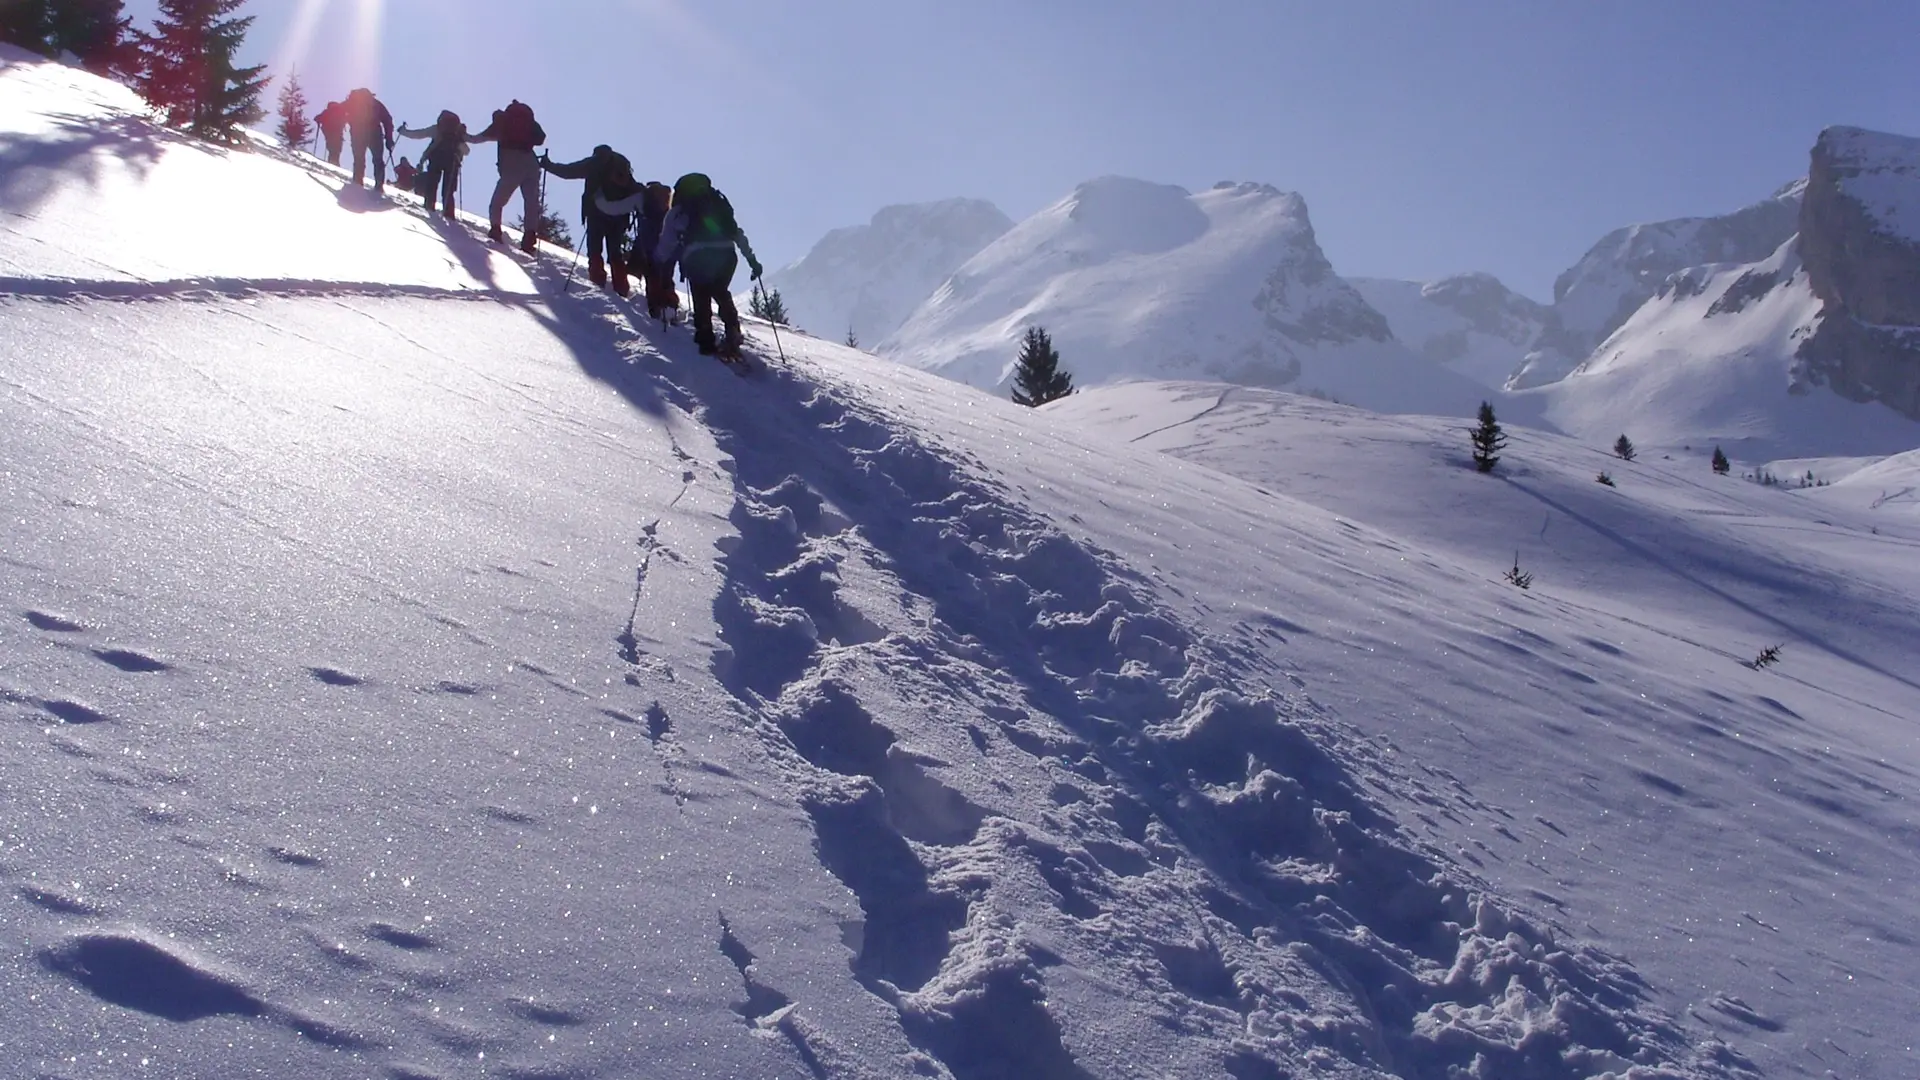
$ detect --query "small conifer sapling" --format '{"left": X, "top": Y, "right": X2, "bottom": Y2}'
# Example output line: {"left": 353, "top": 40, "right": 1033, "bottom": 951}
{"left": 1470, "top": 401, "right": 1507, "bottom": 473}
{"left": 1614, "top": 434, "right": 1636, "bottom": 461}
{"left": 1712, "top": 446, "right": 1730, "bottom": 475}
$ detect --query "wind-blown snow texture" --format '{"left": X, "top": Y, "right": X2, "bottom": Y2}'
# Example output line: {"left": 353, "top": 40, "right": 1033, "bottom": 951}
{"left": 2, "top": 47, "right": 1915, "bottom": 1080}
{"left": 1055, "top": 382, "right": 1920, "bottom": 1080}
{"left": 761, "top": 198, "right": 1012, "bottom": 345}
{"left": 882, "top": 178, "right": 1506, "bottom": 420}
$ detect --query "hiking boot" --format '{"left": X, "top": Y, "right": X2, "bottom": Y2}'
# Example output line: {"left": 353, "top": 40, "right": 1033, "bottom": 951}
{"left": 610, "top": 259, "right": 630, "bottom": 297}
{"left": 520, "top": 234, "right": 538, "bottom": 254}
{"left": 488, "top": 225, "right": 503, "bottom": 243}
{"left": 589, "top": 255, "right": 607, "bottom": 286}
{"left": 719, "top": 328, "right": 744, "bottom": 357}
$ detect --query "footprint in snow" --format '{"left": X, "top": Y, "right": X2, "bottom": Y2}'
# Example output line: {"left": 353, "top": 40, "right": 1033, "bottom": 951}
{"left": 25, "top": 610, "right": 87, "bottom": 632}
{"left": 92, "top": 647, "right": 170, "bottom": 673}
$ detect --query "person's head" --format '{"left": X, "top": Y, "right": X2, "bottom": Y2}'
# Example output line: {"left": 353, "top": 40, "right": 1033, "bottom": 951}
{"left": 674, "top": 173, "right": 711, "bottom": 202}
{"left": 399, "top": 156, "right": 411, "bottom": 168}
{"left": 438, "top": 109, "right": 460, "bottom": 129}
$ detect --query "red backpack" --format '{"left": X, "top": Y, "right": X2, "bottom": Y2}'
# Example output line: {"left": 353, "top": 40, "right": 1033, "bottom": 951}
{"left": 497, "top": 101, "right": 542, "bottom": 150}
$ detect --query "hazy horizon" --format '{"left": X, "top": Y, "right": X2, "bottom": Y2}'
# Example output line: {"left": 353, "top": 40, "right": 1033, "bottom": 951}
{"left": 120, "top": 0, "right": 1920, "bottom": 301}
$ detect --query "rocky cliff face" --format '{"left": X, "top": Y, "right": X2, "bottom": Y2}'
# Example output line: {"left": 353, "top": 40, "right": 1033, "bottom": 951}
{"left": 1795, "top": 127, "right": 1920, "bottom": 418}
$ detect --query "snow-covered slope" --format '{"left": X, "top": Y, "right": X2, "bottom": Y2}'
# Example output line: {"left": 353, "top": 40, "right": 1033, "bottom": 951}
{"left": 6, "top": 47, "right": 1920, "bottom": 1080}
{"left": 882, "top": 178, "right": 1508, "bottom": 419}
{"left": 1509, "top": 185, "right": 1804, "bottom": 390}
{"left": 1352, "top": 272, "right": 1550, "bottom": 389}
{"left": 760, "top": 198, "right": 1012, "bottom": 343}
{"left": 1055, "top": 380, "right": 1920, "bottom": 1080}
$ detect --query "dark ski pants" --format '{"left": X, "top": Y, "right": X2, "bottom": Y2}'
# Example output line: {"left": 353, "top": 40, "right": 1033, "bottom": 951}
{"left": 323, "top": 135, "right": 343, "bottom": 166}
{"left": 421, "top": 165, "right": 458, "bottom": 218}
{"left": 685, "top": 249, "right": 740, "bottom": 351}
{"left": 350, "top": 135, "right": 386, "bottom": 190}
{"left": 584, "top": 212, "right": 630, "bottom": 290}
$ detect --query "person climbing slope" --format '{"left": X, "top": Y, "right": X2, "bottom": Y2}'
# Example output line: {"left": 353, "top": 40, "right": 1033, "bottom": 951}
{"left": 397, "top": 109, "right": 470, "bottom": 219}
{"left": 640, "top": 173, "right": 761, "bottom": 358}
{"left": 541, "top": 143, "right": 639, "bottom": 295}
{"left": 342, "top": 87, "right": 395, "bottom": 192}
{"left": 636, "top": 181, "right": 682, "bottom": 323}
{"left": 471, "top": 100, "right": 545, "bottom": 252}
{"left": 313, "top": 99, "right": 347, "bottom": 166}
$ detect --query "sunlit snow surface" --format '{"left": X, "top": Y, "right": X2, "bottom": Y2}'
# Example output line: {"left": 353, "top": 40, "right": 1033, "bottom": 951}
{"left": 3, "top": 46, "right": 1918, "bottom": 1080}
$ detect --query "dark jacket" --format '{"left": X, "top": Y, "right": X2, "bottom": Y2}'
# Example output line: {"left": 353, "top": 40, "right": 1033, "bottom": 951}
{"left": 314, "top": 102, "right": 347, "bottom": 140}
{"left": 543, "top": 145, "right": 638, "bottom": 222}
{"left": 343, "top": 91, "right": 393, "bottom": 146}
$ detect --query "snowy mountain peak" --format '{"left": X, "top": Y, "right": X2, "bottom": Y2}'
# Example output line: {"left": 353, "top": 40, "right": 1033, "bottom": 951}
{"left": 761, "top": 196, "right": 1012, "bottom": 344}
{"left": 883, "top": 178, "right": 1499, "bottom": 416}
{"left": 1351, "top": 271, "right": 1550, "bottom": 389}
{"left": 1508, "top": 185, "right": 1804, "bottom": 389}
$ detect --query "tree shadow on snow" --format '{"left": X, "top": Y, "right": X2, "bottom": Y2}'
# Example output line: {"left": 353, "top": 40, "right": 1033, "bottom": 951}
{"left": 0, "top": 111, "right": 182, "bottom": 216}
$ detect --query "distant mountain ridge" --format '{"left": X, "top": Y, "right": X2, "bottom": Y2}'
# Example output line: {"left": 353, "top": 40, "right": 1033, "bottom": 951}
{"left": 760, "top": 198, "right": 1012, "bottom": 345}
{"left": 879, "top": 178, "right": 1504, "bottom": 418}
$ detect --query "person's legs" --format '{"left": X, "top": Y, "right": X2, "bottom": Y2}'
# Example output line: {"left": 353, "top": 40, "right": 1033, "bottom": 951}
{"left": 488, "top": 170, "right": 514, "bottom": 239}
{"left": 422, "top": 166, "right": 441, "bottom": 213}
{"left": 585, "top": 216, "right": 607, "bottom": 284}
{"left": 690, "top": 281, "right": 717, "bottom": 352}
{"left": 371, "top": 139, "right": 387, "bottom": 192}
{"left": 517, "top": 170, "right": 540, "bottom": 251}
{"left": 325, "top": 137, "right": 342, "bottom": 166}
{"left": 607, "top": 220, "right": 630, "bottom": 296}
{"left": 350, "top": 137, "right": 368, "bottom": 186}
{"left": 440, "top": 167, "right": 459, "bottom": 220}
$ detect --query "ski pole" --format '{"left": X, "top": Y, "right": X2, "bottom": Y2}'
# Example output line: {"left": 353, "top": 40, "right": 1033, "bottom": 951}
{"left": 762, "top": 278, "right": 788, "bottom": 364}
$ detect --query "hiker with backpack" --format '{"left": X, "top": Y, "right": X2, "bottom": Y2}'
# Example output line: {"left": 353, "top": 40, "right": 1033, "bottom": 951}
{"left": 636, "top": 181, "right": 683, "bottom": 323}
{"left": 342, "top": 87, "right": 395, "bottom": 192}
{"left": 540, "top": 144, "right": 640, "bottom": 295}
{"left": 396, "top": 110, "right": 470, "bottom": 219}
{"left": 313, "top": 100, "right": 347, "bottom": 166}
{"left": 636, "top": 173, "right": 761, "bottom": 357}
{"left": 593, "top": 179, "right": 683, "bottom": 322}
{"left": 471, "top": 100, "right": 545, "bottom": 252}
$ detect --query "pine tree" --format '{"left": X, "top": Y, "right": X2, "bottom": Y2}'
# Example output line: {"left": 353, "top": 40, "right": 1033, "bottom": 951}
{"left": 48, "top": 0, "right": 129, "bottom": 73}
{"left": 1, "top": 1, "right": 53, "bottom": 55}
{"left": 512, "top": 188, "right": 574, "bottom": 249}
{"left": 1711, "top": 446, "right": 1730, "bottom": 475}
{"left": 747, "top": 283, "right": 790, "bottom": 326}
{"left": 1010, "top": 326, "right": 1074, "bottom": 407}
{"left": 1469, "top": 401, "right": 1507, "bottom": 473}
{"left": 274, "top": 67, "right": 311, "bottom": 149}
{"left": 133, "top": 0, "right": 268, "bottom": 145}
{"left": 845, "top": 325, "right": 858, "bottom": 348}
{"left": 1613, "top": 434, "right": 1636, "bottom": 461}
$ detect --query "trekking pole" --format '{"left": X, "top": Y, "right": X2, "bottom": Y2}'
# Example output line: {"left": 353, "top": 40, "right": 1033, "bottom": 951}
{"left": 761, "top": 279, "right": 788, "bottom": 364}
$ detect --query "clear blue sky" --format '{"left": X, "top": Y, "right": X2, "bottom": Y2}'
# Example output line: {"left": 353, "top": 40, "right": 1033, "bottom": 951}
{"left": 126, "top": 0, "right": 1920, "bottom": 300}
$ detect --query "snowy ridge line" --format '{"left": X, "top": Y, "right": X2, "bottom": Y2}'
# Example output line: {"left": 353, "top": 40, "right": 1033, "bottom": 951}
{"left": 0, "top": 275, "right": 529, "bottom": 303}
{"left": 522, "top": 254, "right": 1755, "bottom": 1076}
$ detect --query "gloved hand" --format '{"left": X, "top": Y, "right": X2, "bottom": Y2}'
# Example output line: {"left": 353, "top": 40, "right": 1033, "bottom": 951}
{"left": 539, "top": 151, "right": 551, "bottom": 169}
{"left": 749, "top": 258, "right": 763, "bottom": 281}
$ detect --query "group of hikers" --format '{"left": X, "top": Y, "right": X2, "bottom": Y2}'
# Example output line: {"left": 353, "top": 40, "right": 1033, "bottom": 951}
{"left": 312, "top": 89, "right": 763, "bottom": 359}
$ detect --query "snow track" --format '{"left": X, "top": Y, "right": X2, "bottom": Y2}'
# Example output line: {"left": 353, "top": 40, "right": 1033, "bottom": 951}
{"left": 515, "top": 261, "right": 1753, "bottom": 1077}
